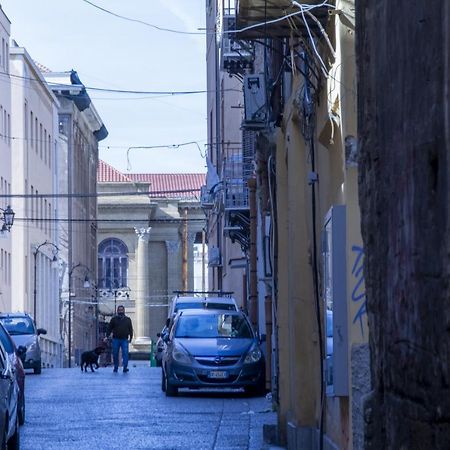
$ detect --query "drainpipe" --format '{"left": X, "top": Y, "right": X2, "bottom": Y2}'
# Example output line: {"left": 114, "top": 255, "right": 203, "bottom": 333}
{"left": 182, "top": 208, "right": 188, "bottom": 291}
{"left": 248, "top": 178, "right": 258, "bottom": 327}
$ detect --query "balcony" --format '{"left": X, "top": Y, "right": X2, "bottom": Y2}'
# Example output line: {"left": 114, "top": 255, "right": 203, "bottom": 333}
{"left": 222, "top": 145, "right": 252, "bottom": 251}
{"left": 236, "top": 0, "right": 330, "bottom": 39}
{"left": 218, "top": 0, "right": 254, "bottom": 74}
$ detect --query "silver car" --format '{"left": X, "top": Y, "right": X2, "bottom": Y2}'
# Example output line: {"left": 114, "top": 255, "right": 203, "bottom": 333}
{"left": 0, "top": 314, "right": 47, "bottom": 374}
{"left": 0, "top": 339, "right": 20, "bottom": 448}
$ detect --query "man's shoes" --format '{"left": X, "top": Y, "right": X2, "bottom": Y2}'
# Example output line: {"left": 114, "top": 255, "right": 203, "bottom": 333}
{"left": 123, "top": 367, "right": 129, "bottom": 373}
{"left": 113, "top": 368, "right": 118, "bottom": 373}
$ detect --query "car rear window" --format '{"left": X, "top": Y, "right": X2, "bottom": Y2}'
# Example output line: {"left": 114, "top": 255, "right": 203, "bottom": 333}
{"left": 175, "top": 313, "right": 253, "bottom": 339}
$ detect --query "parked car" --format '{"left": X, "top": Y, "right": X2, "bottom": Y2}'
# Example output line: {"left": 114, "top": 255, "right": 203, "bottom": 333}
{"left": 0, "top": 339, "right": 20, "bottom": 449}
{"left": 161, "top": 309, "right": 265, "bottom": 396}
{"left": 0, "top": 313, "right": 47, "bottom": 374}
{"left": 0, "top": 323, "right": 26, "bottom": 425}
{"left": 156, "top": 294, "right": 239, "bottom": 367}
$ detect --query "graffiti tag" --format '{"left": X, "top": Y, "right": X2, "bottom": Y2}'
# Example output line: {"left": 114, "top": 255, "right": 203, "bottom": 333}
{"left": 351, "top": 245, "right": 366, "bottom": 337}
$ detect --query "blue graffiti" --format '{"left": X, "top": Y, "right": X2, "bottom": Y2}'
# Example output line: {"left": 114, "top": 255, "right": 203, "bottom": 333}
{"left": 351, "top": 245, "right": 366, "bottom": 337}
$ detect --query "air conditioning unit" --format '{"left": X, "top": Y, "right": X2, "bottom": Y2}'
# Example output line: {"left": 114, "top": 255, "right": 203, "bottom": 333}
{"left": 243, "top": 74, "right": 267, "bottom": 129}
{"left": 208, "top": 247, "right": 222, "bottom": 267}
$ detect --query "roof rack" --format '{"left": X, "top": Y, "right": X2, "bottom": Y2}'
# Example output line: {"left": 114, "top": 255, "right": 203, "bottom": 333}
{"left": 173, "top": 290, "right": 234, "bottom": 297}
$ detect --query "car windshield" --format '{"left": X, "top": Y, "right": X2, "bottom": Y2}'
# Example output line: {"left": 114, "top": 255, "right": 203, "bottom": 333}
{"left": 174, "top": 302, "right": 236, "bottom": 313}
{"left": 0, "top": 317, "right": 35, "bottom": 335}
{"left": 175, "top": 314, "right": 253, "bottom": 339}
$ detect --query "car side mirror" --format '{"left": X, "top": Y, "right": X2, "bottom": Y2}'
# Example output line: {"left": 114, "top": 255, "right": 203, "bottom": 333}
{"left": 156, "top": 333, "right": 161, "bottom": 338}
{"left": 0, "top": 370, "right": 11, "bottom": 380}
{"left": 37, "top": 328, "right": 47, "bottom": 336}
{"left": 17, "top": 346, "right": 27, "bottom": 356}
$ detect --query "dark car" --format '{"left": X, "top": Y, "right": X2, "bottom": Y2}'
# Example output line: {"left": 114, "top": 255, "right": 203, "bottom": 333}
{"left": 0, "top": 340, "right": 20, "bottom": 449}
{"left": 0, "top": 323, "right": 25, "bottom": 425}
{"left": 161, "top": 310, "right": 265, "bottom": 396}
{"left": 0, "top": 313, "right": 47, "bottom": 374}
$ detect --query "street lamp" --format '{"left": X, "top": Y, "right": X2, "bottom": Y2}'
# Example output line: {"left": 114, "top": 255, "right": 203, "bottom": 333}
{"left": 33, "top": 241, "right": 59, "bottom": 324}
{"left": 0, "top": 205, "right": 15, "bottom": 232}
{"left": 67, "top": 263, "right": 92, "bottom": 368}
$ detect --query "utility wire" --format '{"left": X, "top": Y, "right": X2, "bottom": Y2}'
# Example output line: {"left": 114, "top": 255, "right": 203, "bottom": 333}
{"left": 2, "top": 72, "right": 242, "bottom": 96}
{"left": 81, "top": 0, "right": 204, "bottom": 35}
{"left": 0, "top": 188, "right": 201, "bottom": 199}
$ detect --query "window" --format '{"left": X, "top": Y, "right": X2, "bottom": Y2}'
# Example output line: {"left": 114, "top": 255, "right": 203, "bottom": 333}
{"left": 35, "top": 118, "right": 38, "bottom": 153}
{"left": 31, "top": 185, "right": 34, "bottom": 221}
{"left": 98, "top": 238, "right": 129, "bottom": 289}
{"left": 39, "top": 123, "right": 43, "bottom": 158}
{"left": 44, "top": 129, "right": 47, "bottom": 163}
{"left": 30, "top": 111, "right": 33, "bottom": 147}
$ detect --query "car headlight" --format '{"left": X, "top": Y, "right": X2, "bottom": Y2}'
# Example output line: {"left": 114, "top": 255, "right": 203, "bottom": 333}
{"left": 172, "top": 345, "right": 191, "bottom": 364}
{"left": 27, "top": 342, "right": 37, "bottom": 353}
{"left": 244, "top": 345, "right": 262, "bottom": 364}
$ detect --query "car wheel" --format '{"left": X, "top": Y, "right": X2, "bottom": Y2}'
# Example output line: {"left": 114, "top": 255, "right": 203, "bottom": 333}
{"left": 245, "top": 377, "right": 266, "bottom": 397}
{"left": 6, "top": 415, "right": 19, "bottom": 450}
{"left": 33, "top": 364, "right": 41, "bottom": 375}
{"left": 18, "top": 395, "right": 25, "bottom": 426}
{"left": 164, "top": 371, "right": 178, "bottom": 397}
{"left": 161, "top": 369, "right": 166, "bottom": 392}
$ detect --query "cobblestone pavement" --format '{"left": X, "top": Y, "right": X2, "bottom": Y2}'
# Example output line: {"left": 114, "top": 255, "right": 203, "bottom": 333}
{"left": 20, "top": 362, "right": 277, "bottom": 450}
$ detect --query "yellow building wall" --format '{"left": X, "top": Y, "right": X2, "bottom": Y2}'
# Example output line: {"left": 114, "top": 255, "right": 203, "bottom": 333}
{"left": 275, "top": 1, "right": 367, "bottom": 447}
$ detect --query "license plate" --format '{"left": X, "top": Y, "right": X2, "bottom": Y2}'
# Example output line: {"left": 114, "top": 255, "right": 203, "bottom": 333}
{"left": 208, "top": 370, "right": 228, "bottom": 379}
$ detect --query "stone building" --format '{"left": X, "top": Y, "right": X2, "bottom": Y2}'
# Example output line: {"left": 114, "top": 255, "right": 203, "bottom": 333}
{"left": 97, "top": 160, "right": 205, "bottom": 352}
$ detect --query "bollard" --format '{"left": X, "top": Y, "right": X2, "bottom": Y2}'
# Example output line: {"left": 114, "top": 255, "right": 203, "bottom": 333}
{"left": 149, "top": 339, "right": 157, "bottom": 367}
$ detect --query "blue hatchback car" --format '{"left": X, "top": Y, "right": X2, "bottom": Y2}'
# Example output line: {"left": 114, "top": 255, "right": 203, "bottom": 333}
{"left": 161, "top": 309, "right": 265, "bottom": 396}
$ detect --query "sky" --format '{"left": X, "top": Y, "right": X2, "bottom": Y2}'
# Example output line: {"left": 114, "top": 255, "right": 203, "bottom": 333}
{"left": 1, "top": 0, "right": 207, "bottom": 174}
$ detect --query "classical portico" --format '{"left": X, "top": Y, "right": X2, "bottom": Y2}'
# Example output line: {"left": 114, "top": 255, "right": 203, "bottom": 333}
{"left": 97, "top": 160, "right": 206, "bottom": 355}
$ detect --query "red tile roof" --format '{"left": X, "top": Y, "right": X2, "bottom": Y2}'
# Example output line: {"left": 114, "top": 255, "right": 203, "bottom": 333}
{"left": 97, "top": 160, "right": 205, "bottom": 199}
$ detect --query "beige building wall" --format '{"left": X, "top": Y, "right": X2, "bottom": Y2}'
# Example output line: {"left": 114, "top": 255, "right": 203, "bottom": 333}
{"left": 10, "top": 45, "right": 62, "bottom": 367}
{"left": 0, "top": 7, "right": 12, "bottom": 312}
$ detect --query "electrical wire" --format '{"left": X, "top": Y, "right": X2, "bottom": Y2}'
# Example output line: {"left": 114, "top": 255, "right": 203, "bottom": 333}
{"left": 126, "top": 141, "right": 206, "bottom": 170}
{"left": 0, "top": 188, "right": 202, "bottom": 199}
{"left": 1, "top": 72, "right": 242, "bottom": 96}
{"left": 80, "top": 0, "right": 204, "bottom": 35}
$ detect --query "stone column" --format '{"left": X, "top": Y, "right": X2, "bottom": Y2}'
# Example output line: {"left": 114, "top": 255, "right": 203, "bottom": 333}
{"left": 133, "top": 227, "right": 151, "bottom": 351}
{"left": 165, "top": 240, "right": 181, "bottom": 317}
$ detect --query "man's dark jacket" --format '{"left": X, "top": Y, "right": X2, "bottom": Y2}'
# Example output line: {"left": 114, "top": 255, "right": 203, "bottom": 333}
{"left": 108, "top": 314, "right": 133, "bottom": 340}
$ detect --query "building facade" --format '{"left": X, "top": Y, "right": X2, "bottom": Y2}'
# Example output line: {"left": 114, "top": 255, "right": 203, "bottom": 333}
{"left": 0, "top": 6, "right": 12, "bottom": 313}
{"left": 44, "top": 70, "right": 108, "bottom": 366}
{"left": 10, "top": 44, "right": 62, "bottom": 367}
{"left": 97, "top": 161, "right": 205, "bottom": 352}
{"left": 204, "top": 1, "right": 369, "bottom": 448}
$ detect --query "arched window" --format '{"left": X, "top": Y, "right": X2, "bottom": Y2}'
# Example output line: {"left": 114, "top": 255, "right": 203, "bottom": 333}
{"left": 98, "top": 238, "right": 128, "bottom": 289}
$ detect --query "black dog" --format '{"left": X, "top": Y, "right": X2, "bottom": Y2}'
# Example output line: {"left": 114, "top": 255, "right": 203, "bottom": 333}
{"left": 80, "top": 346, "right": 105, "bottom": 372}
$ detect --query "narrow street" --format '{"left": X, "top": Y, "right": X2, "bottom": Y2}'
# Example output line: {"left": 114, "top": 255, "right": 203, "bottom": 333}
{"left": 20, "top": 363, "right": 277, "bottom": 450}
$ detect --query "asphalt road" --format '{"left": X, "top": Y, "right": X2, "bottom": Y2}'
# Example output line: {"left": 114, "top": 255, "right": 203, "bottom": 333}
{"left": 19, "top": 362, "right": 277, "bottom": 450}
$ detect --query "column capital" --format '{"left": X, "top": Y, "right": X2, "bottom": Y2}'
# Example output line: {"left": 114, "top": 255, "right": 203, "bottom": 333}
{"left": 134, "top": 227, "right": 152, "bottom": 242}
{"left": 165, "top": 240, "right": 180, "bottom": 254}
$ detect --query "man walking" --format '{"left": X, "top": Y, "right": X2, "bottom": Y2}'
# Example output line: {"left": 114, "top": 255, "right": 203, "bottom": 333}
{"left": 108, "top": 305, "right": 133, "bottom": 373}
